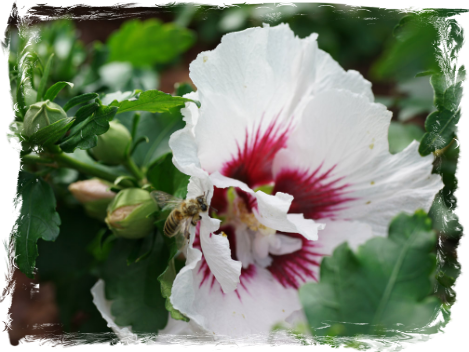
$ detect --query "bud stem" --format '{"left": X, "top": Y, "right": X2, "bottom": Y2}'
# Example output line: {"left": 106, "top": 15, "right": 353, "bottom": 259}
{"left": 123, "top": 155, "right": 145, "bottom": 182}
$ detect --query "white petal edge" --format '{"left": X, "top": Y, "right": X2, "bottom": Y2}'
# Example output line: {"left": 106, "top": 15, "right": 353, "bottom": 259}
{"left": 173, "top": 176, "right": 242, "bottom": 295}
{"left": 199, "top": 213, "right": 242, "bottom": 293}
{"left": 273, "top": 89, "right": 443, "bottom": 236}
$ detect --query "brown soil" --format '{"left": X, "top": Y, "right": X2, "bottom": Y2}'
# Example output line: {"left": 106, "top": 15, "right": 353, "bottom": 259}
{"left": 0, "top": 250, "right": 71, "bottom": 352}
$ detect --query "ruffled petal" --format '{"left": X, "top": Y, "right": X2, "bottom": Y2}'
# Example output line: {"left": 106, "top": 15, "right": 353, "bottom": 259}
{"left": 273, "top": 89, "right": 443, "bottom": 235}
{"left": 199, "top": 213, "right": 242, "bottom": 293}
{"left": 190, "top": 24, "right": 373, "bottom": 181}
{"left": 210, "top": 171, "right": 325, "bottom": 240}
{"left": 91, "top": 280, "right": 210, "bottom": 352}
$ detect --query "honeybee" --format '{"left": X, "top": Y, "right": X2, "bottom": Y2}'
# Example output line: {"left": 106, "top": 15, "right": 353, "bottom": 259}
{"left": 151, "top": 190, "right": 209, "bottom": 245}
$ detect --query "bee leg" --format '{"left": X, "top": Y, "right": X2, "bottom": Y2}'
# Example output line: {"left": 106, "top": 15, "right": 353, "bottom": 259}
{"left": 191, "top": 214, "right": 202, "bottom": 226}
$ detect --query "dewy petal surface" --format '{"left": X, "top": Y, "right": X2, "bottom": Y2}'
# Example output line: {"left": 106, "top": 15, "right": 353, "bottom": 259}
{"left": 273, "top": 89, "right": 443, "bottom": 236}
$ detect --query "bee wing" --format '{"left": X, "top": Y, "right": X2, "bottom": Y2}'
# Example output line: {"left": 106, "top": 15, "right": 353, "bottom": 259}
{"left": 151, "top": 190, "right": 183, "bottom": 210}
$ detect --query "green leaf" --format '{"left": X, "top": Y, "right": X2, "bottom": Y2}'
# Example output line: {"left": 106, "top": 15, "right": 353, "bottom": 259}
{"left": 436, "top": 271, "right": 469, "bottom": 304}
{"left": 13, "top": 172, "right": 61, "bottom": 278}
{"left": 37, "top": 205, "right": 113, "bottom": 334}
{"left": 107, "top": 19, "right": 195, "bottom": 67}
{"left": 157, "top": 233, "right": 189, "bottom": 322}
{"left": 44, "top": 81, "right": 74, "bottom": 101}
{"left": 429, "top": 192, "right": 462, "bottom": 240}
{"left": 299, "top": 211, "right": 440, "bottom": 337}
{"left": 388, "top": 122, "right": 424, "bottom": 154}
{"left": 378, "top": 0, "right": 469, "bottom": 78}
{"left": 17, "top": 52, "right": 24, "bottom": 91}
{"left": 419, "top": 69, "right": 469, "bottom": 155}
{"left": 110, "top": 90, "right": 198, "bottom": 114}
{"left": 117, "top": 108, "right": 185, "bottom": 168}
{"left": 174, "top": 82, "right": 195, "bottom": 96}
{"left": 146, "top": 152, "right": 190, "bottom": 198}
{"left": 0, "top": 211, "right": 11, "bottom": 275}
{"left": 433, "top": 161, "right": 469, "bottom": 210}
{"left": 16, "top": 77, "right": 29, "bottom": 116}
{"left": 30, "top": 116, "right": 75, "bottom": 147}
{"left": 36, "top": 53, "right": 54, "bottom": 102}
{"left": 99, "top": 234, "right": 169, "bottom": 333}
{"left": 63, "top": 92, "right": 99, "bottom": 112}
{"left": 60, "top": 105, "right": 118, "bottom": 153}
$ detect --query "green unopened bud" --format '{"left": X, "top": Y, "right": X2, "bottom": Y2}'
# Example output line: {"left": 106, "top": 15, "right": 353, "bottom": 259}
{"left": 90, "top": 120, "right": 132, "bottom": 165}
{"left": 8, "top": 87, "right": 37, "bottom": 109}
{"left": 69, "top": 179, "right": 116, "bottom": 221}
{"left": 105, "top": 188, "right": 157, "bottom": 239}
{"left": 22, "top": 100, "right": 67, "bottom": 137}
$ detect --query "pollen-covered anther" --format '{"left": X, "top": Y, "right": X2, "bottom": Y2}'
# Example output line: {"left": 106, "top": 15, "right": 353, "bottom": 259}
{"left": 234, "top": 197, "right": 276, "bottom": 235}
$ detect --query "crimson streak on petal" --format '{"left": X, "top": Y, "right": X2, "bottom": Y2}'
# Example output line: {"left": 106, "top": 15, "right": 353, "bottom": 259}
{"left": 268, "top": 233, "right": 322, "bottom": 289}
{"left": 268, "top": 165, "right": 356, "bottom": 288}
{"left": 194, "top": 225, "right": 255, "bottom": 301}
{"left": 222, "top": 116, "right": 292, "bottom": 188}
{"left": 273, "top": 165, "right": 356, "bottom": 220}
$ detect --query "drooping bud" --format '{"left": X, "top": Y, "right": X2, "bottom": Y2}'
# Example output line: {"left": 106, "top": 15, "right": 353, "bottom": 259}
{"left": 90, "top": 120, "right": 132, "bottom": 165}
{"left": 105, "top": 188, "right": 157, "bottom": 239}
{"left": 69, "top": 179, "right": 116, "bottom": 221}
{"left": 22, "top": 100, "right": 68, "bottom": 137}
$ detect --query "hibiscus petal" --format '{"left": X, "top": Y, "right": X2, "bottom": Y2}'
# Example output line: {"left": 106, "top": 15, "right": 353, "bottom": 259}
{"left": 199, "top": 213, "right": 242, "bottom": 293}
{"left": 273, "top": 89, "right": 443, "bottom": 236}
{"left": 172, "top": 262, "right": 302, "bottom": 337}
{"left": 91, "top": 280, "right": 210, "bottom": 352}
{"left": 190, "top": 24, "right": 373, "bottom": 178}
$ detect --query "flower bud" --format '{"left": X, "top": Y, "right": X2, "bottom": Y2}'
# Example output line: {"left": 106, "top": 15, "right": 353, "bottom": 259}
{"left": 90, "top": 120, "right": 132, "bottom": 165}
{"left": 105, "top": 188, "right": 157, "bottom": 239}
{"left": 22, "top": 100, "right": 67, "bottom": 137}
{"left": 69, "top": 179, "right": 116, "bottom": 221}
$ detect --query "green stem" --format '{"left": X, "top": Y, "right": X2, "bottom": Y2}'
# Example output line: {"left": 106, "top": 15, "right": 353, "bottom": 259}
{"left": 52, "top": 153, "right": 134, "bottom": 188}
{"left": 123, "top": 156, "right": 145, "bottom": 182}
{"left": 434, "top": 137, "right": 456, "bottom": 157}
{"left": 22, "top": 154, "right": 55, "bottom": 165}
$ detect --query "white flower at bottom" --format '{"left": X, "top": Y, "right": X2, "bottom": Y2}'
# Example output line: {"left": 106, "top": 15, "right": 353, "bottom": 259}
{"left": 166, "top": 23, "right": 443, "bottom": 338}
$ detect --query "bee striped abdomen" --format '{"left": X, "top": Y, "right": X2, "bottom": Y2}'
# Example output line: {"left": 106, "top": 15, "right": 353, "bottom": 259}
{"left": 164, "top": 209, "right": 184, "bottom": 237}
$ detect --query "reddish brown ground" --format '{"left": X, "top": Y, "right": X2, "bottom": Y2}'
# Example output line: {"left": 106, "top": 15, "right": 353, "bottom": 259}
{"left": 0, "top": 252, "right": 71, "bottom": 352}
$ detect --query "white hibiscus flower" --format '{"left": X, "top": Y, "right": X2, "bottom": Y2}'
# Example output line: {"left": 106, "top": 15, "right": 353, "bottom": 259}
{"left": 92, "top": 23, "right": 443, "bottom": 340}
